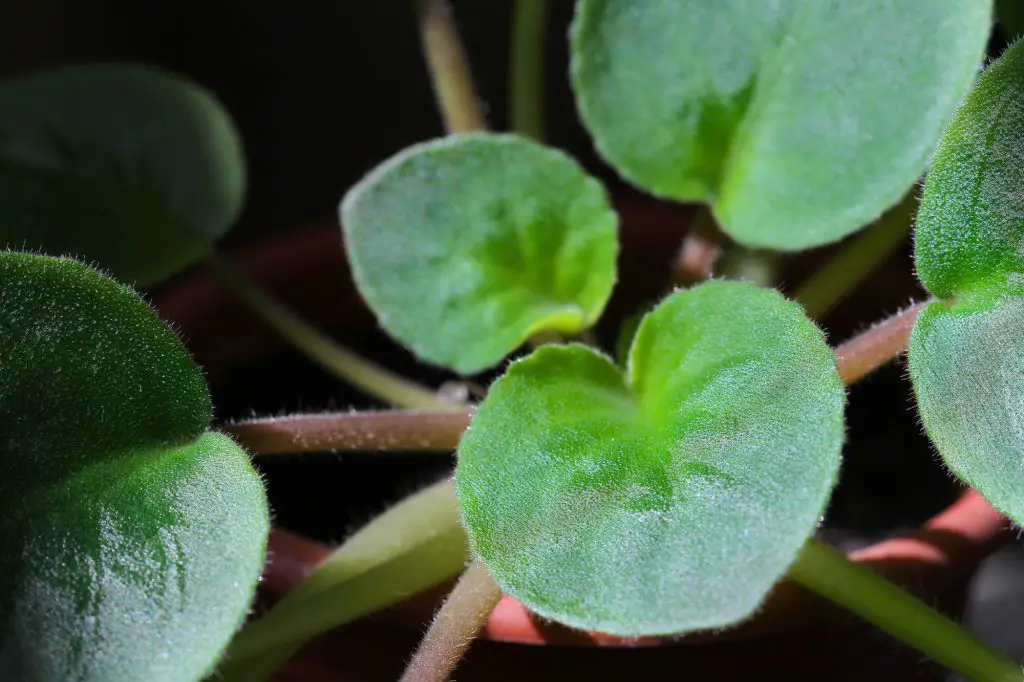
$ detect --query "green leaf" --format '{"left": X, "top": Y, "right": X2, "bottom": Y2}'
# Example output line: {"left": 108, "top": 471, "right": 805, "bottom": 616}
{"left": 0, "top": 64, "right": 245, "bottom": 285}
{"left": 341, "top": 133, "right": 618, "bottom": 375}
{"left": 455, "top": 280, "right": 844, "bottom": 635}
{"left": 909, "top": 297, "right": 1024, "bottom": 525}
{"left": 0, "top": 252, "right": 268, "bottom": 681}
{"left": 570, "top": 0, "right": 991, "bottom": 250}
{"left": 915, "top": 39, "right": 1024, "bottom": 301}
{"left": 910, "top": 40, "right": 1024, "bottom": 528}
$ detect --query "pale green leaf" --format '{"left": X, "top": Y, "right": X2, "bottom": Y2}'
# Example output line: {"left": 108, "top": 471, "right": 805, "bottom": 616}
{"left": 571, "top": 0, "right": 991, "bottom": 249}
{"left": 456, "top": 280, "right": 844, "bottom": 635}
{"left": 341, "top": 133, "right": 618, "bottom": 375}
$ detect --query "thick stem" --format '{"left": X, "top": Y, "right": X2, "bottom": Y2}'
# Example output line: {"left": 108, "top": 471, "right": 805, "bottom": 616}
{"left": 229, "top": 301, "right": 925, "bottom": 457}
{"left": 835, "top": 301, "right": 928, "bottom": 385}
{"left": 509, "top": 0, "right": 549, "bottom": 140}
{"left": 399, "top": 561, "right": 503, "bottom": 682}
{"left": 205, "top": 255, "right": 452, "bottom": 410}
{"left": 218, "top": 481, "right": 467, "bottom": 682}
{"left": 414, "top": 0, "right": 487, "bottom": 133}
{"left": 225, "top": 409, "right": 473, "bottom": 455}
{"left": 795, "top": 193, "right": 917, "bottom": 319}
{"left": 789, "top": 539, "right": 1022, "bottom": 682}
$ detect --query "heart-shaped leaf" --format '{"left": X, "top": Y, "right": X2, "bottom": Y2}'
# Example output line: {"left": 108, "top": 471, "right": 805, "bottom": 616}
{"left": 570, "top": 0, "right": 991, "bottom": 250}
{"left": 341, "top": 133, "right": 618, "bottom": 375}
{"left": 0, "top": 64, "right": 245, "bottom": 285}
{"left": 0, "top": 252, "right": 268, "bottom": 681}
{"left": 455, "top": 280, "right": 844, "bottom": 635}
{"left": 910, "top": 39, "right": 1024, "bottom": 525}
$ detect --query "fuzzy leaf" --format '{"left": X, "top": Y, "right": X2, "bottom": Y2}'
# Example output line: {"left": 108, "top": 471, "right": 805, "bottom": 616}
{"left": 570, "top": 0, "right": 991, "bottom": 250}
{"left": 911, "top": 40, "right": 1024, "bottom": 528}
{"left": 0, "top": 252, "right": 268, "bottom": 681}
{"left": 915, "top": 39, "right": 1024, "bottom": 301}
{"left": 455, "top": 280, "right": 844, "bottom": 635}
{"left": 0, "top": 64, "right": 245, "bottom": 285}
{"left": 341, "top": 133, "right": 618, "bottom": 375}
{"left": 909, "top": 297, "right": 1024, "bottom": 524}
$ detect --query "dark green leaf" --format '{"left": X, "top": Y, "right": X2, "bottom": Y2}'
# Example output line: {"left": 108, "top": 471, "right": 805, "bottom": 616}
{"left": 341, "top": 133, "right": 618, "bottom": 375}
{"left": 0, "top": 252, "right": 267, "bottom": 681}
{"left": 570, "top": 0, "right": 991, "bottom": 250}
{"left": 456, "top": 280, "right": 844, "bottom": 635}
{"left": 915, "top": 39, "right": 1024, "bottom": 301}
{"left": 0, "top": 65, "right": 245, "bottom": 285}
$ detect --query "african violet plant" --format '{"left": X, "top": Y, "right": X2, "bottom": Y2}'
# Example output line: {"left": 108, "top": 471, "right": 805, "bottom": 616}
{"left": 2, "top": 0, "right": 1024, "bottom": 681}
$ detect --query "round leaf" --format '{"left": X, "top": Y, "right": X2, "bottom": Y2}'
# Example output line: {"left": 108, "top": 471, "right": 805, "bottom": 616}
{"left": 0, "top": 64, "right": 245, "bottom": 285}
{"left": 0, "top": 252, "right": 268, "bottom": 681}
{"left": 455, "top": 280, "right": 844, "bottom": 635}
{"left": 909, "top": 297, "right": 1024, "bottom": 524}
{"left": 910, "top": 41, "right": 1024, "bottom": 528}
{"left": 915, "top": 38, "right": 1024, "bottom": 301}
{"left": 341, "top": 133, "right": 618, "bottom": 375}
{"left": 570, "top": 0, "right": 991, "bottom": 250}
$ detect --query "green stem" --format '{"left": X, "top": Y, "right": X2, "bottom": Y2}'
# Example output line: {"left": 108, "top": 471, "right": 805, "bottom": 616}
{"left": 509, "top": 0, "right": 549, "bottom": 140}
{"left": 399, "top": 561, "right": 503, "bottom": 682}
{"left": 413, "top": 0, "right": 487, "bottom": 133}
{"left": 795, "top": 192, "right": 916, "bottom": 319}
{"left": 225, "top": 409, "right": 472, "bottom": 455}
{"left": 218, "top": 480, "right": 468, "bottom": 682}
{"left": 205, "top": 255, "right": 452, "bottom": 410}
{"left": 789, "top": 539, "right": 1022, "bottom": 682}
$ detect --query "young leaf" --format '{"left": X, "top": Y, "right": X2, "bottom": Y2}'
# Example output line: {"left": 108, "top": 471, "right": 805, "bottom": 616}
{"left": 341, "top": 133, "right": 618, "bottom": 375}
{"left": 0, "top": 252, "right": 268, "bottom": 682}
{"left": 910, "top": 39, "right": 1024, "bottom": 526}
{"left": 915, "top": 38, "right": 1024, "bottom": 301}
{"left": 0, "top": 64, "right": 245, "bottom": 285}
{"left": 909, "top": 297, "right": 1024, "bottom": 525}
{"left": 455, "top": 280, "right": 844, "bottom": 635}
{"left": 570, "top": 0, "right": 991, "bottom": 250}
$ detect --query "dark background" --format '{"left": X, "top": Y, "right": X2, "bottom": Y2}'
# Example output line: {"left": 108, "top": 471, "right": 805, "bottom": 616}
{"left": 0, "top": 2, "right": 589, "bottom": 242}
